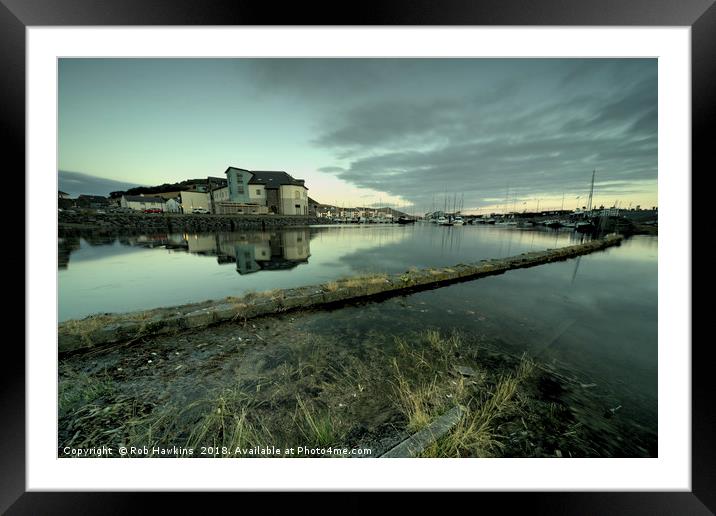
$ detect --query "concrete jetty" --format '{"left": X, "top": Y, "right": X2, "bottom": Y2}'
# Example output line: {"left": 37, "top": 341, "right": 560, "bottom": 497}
{"left": 58, "top": 234, "right": 623, "bottom": 353}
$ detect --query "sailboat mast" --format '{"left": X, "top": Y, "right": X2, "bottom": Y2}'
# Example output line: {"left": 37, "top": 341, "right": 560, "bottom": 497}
{"left": 587, "top": 169, "right": 596, "bottom": 213}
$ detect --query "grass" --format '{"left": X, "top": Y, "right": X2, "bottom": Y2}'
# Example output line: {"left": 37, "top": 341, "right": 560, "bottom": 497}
{"left": 182, "top": 389, "right": 265, "bottom": 455}
{"left": 60, "top": 314, "right": 117, "bottom": 345}
{"left": 389, "top": 330, "right": 539, "bottom": 457}
{"left": 121, "top": 387, "right": 269, "bottom": 457}
{"left": 339, "top": 272, "right": 388, "bottom": 289}
{"left": 391, "top": 330, "right": 471, "bottom": 433}
{"left": 295, "top": 395, "right": 345, "bottom": 449}
{"left": 420, "top": 354, "right": 536, "bottom": 457}
{"left": 229, "top": 302, "right": 248, "bottom": 322}
{"left": 392, "top": 363, "right": 442, "bottom": 432}
{"left": 323, "top": 281, "right": 339, "bottom": 292}
{"left": 59, "top": 368, "right": 116, "bottom": 416}
{"left": 59, "top": 322, "right": 571, "bottom": 459}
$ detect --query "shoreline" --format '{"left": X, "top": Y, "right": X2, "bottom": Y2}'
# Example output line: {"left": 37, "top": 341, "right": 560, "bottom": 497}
{"left": 58, "top": 210, "right": 333, "bottom": 234}
{"left": 59, "top": 234, "right": 624, "bottom": 354}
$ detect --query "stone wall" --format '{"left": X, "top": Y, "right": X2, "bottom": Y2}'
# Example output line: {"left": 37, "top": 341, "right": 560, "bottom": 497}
{"left": 58, "top": 235, "right": 624, "bottom": 354}
{"left": 58, "top": 210, "right": 331, "bottom": 234}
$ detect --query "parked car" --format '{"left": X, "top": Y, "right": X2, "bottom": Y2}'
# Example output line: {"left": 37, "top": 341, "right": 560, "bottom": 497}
{"left": 192, "top": 207, "right": 210, "bottom": 214}
{"left": 142, "top": 208, "right": 163, "bottom": 213}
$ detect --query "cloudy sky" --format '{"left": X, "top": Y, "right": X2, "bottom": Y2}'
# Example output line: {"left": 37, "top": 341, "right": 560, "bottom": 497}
{"left": 59, "top": 58, "right": 657, "bottom": 212}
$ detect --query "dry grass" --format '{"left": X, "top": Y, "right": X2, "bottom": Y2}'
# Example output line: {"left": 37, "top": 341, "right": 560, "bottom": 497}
{"left": 122, "top": 387, "right": 269, "bottom": 456}
{"left": 230, "top": 302, "right": 248, "bottom": 322}
{"left": 421, "top": 354, "right": 536, "bottom": 457}
{"left": 60, "top": 314, "right": 116, "bottom": 344}
{"left": 389, "top": 329, "right": 537, "bottom": 458}
{"left": 323, "top": 281, "right": 339, "bottom": 292}
{"left": 339, "top": 272, "right": 388, "bottom": 289}
{"left": 182, "top": 389, "right": 265, "bottom": 455}
{"left": 294, "top": 395, "right": 345, "bottom": 449}
{"left": 393, "top": 360, "right": 442, "bottom": 432}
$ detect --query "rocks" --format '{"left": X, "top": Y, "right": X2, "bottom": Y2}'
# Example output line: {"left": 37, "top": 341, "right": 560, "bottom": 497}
{"left": 453, "top": 365, "right": 478, "bottom": 377}
{"left": 58, "top": 211, "right": 330, "bottom": 234}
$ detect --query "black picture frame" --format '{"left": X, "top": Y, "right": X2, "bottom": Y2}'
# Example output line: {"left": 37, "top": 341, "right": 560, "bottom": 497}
{"left": 4, "top": 0, "right": 711, "bottom": 512}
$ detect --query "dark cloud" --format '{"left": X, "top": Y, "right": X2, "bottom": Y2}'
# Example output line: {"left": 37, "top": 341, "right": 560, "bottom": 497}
{"left": 307, "top": 59, "right": 657, "bottom": 210}
{"left": 59, "top": 170, "right": 145, "bottom": 197}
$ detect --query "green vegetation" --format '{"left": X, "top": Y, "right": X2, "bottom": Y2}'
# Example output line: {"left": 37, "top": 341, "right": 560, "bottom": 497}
{"left": 59, "top": 320, "right": 630, "bottom": 458}
{"left": 295, "top": 395, "right": 346, "bottom": 448}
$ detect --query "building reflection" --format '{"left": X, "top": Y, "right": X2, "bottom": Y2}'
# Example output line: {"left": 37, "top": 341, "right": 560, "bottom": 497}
{"left": 215, "top": 229, "right": 311, "bottom": 274}
{"left": 58, "top": 228, "right": 312, "bottom": 273}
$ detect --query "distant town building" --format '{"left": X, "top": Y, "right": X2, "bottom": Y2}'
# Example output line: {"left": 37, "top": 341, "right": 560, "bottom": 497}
{"left": 120, "top": 194, "right": 166, "bottom": 211}
{"left": 223, "top": 166, "right": 308, "bottom": 215}
{"left": 58, "top": 190, "right": 71, "bottom": 199}
{"left": 151, "top": 191, "right": 211, "bottom": 213}
{"left": 165, "top": 198, "right": 182, "bottom": 213}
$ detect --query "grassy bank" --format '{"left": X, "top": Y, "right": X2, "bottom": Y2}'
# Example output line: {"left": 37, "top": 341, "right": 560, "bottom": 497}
{"left": 58, "top": 318, "right": 653, "bottom": 458}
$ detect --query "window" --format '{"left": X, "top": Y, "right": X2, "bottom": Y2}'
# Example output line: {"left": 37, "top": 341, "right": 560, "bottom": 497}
{"left": 294, "top": 191, "right": 300, "bottom": 199}
{"left": 237, "top": 184, "right": 244, "bottom": 194}
{"left": 256, "top": 189, "right": 261, "bottom": 195}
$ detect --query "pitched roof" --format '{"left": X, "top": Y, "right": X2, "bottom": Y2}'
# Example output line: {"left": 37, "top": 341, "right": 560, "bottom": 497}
{"left": 248, "top": 171, "right": 306, "bottom": 188}
{"left": 123, "top": 195, "right": 166, "bottom": 203}
{"left": 225, "top": 166, "right": 252, "bottom": 174}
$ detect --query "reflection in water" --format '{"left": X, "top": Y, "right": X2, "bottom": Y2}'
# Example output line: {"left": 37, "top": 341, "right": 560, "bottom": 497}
{"left": 57, "top": 225, "right": 657, "bottom": 457}
{"left": 58, "top": 224, "right": 598, "bottom": 322}
{"left": 79, "top": 230, "right": 313, "bottom": 275}
{"left": 179, "top": 231, "right": 312, "bottom": 274}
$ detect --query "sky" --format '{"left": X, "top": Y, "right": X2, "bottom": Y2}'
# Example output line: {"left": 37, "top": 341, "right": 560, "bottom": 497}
{"left": 58, "top": 58, "right": 657, "bottom": 213}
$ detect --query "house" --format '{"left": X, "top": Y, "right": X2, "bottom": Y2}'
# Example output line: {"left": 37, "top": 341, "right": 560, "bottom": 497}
{"left": 210, "top": 185, "right": 230, "bottom": 208}
{"left": 58, "top": 190, "right": 70, "bottom": 199}
{"left": 177, "top": 191, "right": 210, "bottom": 212}
{"left": 120, "top": 194, "right": 166, "bottom": 211}
{"left": 165, "top": 198, "right": 182, "bottom": 213}
{"left": 308, "top": 197, "right": 320, "bottom": 217}
{"left": 152, "top": 191, "right": 210, "bottom": 213}
{"left": 223, "top": 166, "right": 308, "bottom": 215}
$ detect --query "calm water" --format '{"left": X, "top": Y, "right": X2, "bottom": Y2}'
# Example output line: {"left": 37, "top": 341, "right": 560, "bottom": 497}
{"left": 298, "top": 233, "right": 658, "bottom": 436}
{"left": 58, "top": 224, "right": 594, "bottom": 321}
{"left": 58, "top": 224, "right": 658, "bottom": 450}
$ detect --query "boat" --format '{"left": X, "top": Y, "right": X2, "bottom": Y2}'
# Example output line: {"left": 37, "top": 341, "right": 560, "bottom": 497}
{"left": 437, "top": 216, "right": 453, "bottom": 226}
{"left": 544, "top": 220, "right": 562, "bottom": 228}
{"left": 453, "top": 215, "right": 465, "bottom": 225}
{"left": 397, "top": 216, "right": 416, "bottom": 224}
{"left": 561, "top": 221, "right": 576, "bottom": 228}
{"left": 575, "top": 221, "right": 594, "bottom": 232}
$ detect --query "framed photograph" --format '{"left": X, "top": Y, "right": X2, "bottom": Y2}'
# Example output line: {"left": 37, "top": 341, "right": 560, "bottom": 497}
{"left": 6, "top": 0, "right": 711, "bottom": 512}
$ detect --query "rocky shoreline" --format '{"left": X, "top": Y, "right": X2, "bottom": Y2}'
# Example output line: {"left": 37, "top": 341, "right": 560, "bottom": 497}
{"left": 58, "top": 210, "right": 332, "bottom": 234}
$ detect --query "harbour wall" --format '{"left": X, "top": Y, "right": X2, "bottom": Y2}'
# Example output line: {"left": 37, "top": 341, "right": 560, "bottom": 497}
{"left": 58, "top": 210, "right": 330, "bottom": 234}
{"left": 58, "top": 234, "right": 624, "bottom": 354}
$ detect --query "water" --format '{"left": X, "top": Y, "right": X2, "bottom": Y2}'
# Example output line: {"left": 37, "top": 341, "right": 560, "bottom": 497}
{"left": 298, "top": 234, "right": 658, "bottom": 441}
{"left": 58, "top": 224, "right": 657, "bottom": 455}
{"left": 58, "top": 224, "right": 594, "bottom": 321}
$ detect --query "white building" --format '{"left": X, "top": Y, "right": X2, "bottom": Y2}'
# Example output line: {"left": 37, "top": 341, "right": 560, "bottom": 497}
{"left": 165, "top": 198, "right": 182, "bottom": 213}
{"left": 120, "top": 195, "right": 166, "bottom": 211}
{"left": 224, "top": 167, "right": 308, "bottom": 215}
